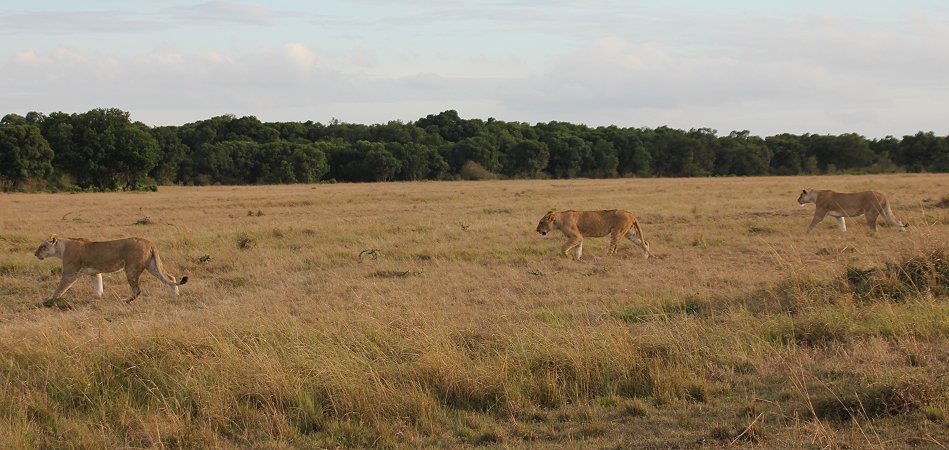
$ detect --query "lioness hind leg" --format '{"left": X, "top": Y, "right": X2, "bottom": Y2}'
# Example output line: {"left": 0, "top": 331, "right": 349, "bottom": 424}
{"left": 625, "top": 231, "right": 652, "bottom": 259}
{"left": 123, "top": 269, "right": 144, "bottom": 304}
{"left": 607, "top": 233, "right": 621, "bottom": 256}
{"left": 574, "top": 242, "right": 583, "bottom": 260}
{"left": 882, "top": 201, "right": 907, "bottom": 231}
{"left": 865, "top": 210, "right": 879, "bottom": 232}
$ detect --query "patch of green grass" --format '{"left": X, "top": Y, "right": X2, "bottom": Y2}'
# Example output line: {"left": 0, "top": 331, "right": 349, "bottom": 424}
{"left": 923, "top": 404, "right": 945, "bottom": 423}
{"left": 691, "top": 234, "right": 727, "bottom": 248}
{"left": 765, "top": 307, "right": 854, "bottom": 347}
{"left": 370, "top": 270, "right": 422, "bottom": 278}
{"left": 620, "top": 398, "right": 650, "bottom": 417}
{"left": 747, "top": 225, "right": 776, "bottom": 235}
{"left": 810, "top": 373, "right": 935, "bottom": 421}
{"left": 0, "top": 263, "right": 27, "bottom": 275}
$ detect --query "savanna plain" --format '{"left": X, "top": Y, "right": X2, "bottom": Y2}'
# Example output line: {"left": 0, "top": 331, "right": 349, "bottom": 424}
{"left": 0, "top": 174, "right": 947, "bottom": 449}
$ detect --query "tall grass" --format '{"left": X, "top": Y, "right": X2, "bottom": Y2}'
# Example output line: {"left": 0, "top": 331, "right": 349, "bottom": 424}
{"left": 0, "top": 174, "right": 947, "bottom": 448}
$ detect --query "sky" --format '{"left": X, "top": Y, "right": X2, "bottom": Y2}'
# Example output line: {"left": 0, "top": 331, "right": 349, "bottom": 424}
{"left": 2, "top": 0, "right": 948, "bottom": 138}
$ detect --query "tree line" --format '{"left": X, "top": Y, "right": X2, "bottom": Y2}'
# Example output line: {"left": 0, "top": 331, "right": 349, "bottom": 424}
{"left": 1, "top": 108, "right": 947, "bottom": 191}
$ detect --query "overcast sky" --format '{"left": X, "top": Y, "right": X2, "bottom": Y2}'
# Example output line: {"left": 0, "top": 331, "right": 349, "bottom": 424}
{"left": 2, "top": 0, "right": 948, "bottom": 137}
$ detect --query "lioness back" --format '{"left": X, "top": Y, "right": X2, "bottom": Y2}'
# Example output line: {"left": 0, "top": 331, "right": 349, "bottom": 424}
{"left": 81, "top": 238, "right": 155, "bottom": 268}
{"left": 575, "top": 210, "right": 636, "bottom": 237}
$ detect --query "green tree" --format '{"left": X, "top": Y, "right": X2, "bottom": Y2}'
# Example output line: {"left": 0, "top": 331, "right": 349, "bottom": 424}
{"left": 651, "top": 127, "right": 708, "bottom": 177}
{"left": 1, "top": 114, "right": 26, "bottom": 125}
{"left": 0, "top": 124, "right": 54, "bottom": 190}
{"left": 257, "top": 141, "right": 329, "bottom": 183}
{"left": 896, "top": 131, "right": 949, "bottom": 172}
{"left": 363, "top": 144, "right": 402, "bottom": 181}
{"left": 51, "top": 109, "right": 161, "bottom": 190}
{"left": 583, "top": 139, "right": 619, "bottom": 178}
{"left": 39, "top": 112, "right": 76, "bottom": 179}
{"left": 324, "top": 140, "right": 363, "bottom": 181}
{"left": 444, "top": 136, "right": 501, "bottom": 174}
{"left": 224, "top": 115, "right": 279, "bottom": 143}
{"left": 595, "top": 126, "right": 651, "bottom": 177}
{"left": 151, "top": 126, "right": 189, "bottom": 184}
{"left": 414, "top": 110, "right": 484, "bottom": 142}
{"left": 194, "top": 140, "right": 259, "bottom": 184}
{"left": 115, "top": 121, "right": 162, "bottom": 188}
{"left": 714, "top": 131, "right": 771, "bottom": 176}
{"left": 325, "top": 140, "right": 402, "bottom": 182}
{"left": 178, "top": 116, "right": 224, "bottom": 150}
{"left": 543, "top": 130, "right": 590, "bottom": 178}
{"left": 804, "top": 133, "right": 874, "bottom": 172}
{"left": 630, "top": 143, "right": 653, "bottom": 176}
{"left": 766, "top": 134, "right": 805, "bottom": 175}
{"left": 388, "top": 142, "right": 448, "bottom": 180}
{"left": 686, "top": 128, "right": 718, "bottom": 175}
{"left": 287, "top": 142, "right": 330, "bottom": 183}
{"left": 503, "top": 140, "right": 549, "bottom": 178}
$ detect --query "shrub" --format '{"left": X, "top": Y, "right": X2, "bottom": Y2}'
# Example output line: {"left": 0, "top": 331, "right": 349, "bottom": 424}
{"left": 459, "top": 161, "right": 497, "bottom": 180}
{"left": 847, "top": 248, "right": 949, "bottom": 300}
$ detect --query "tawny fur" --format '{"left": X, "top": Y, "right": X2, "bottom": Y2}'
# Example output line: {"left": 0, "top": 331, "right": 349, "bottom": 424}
{"left": 535, "top": 209, "right": 656, "bottom": 260}
{"left": 34, "top": 235, "right": 188, "bottom": 304}
{"left": 797, "top": 189, "right": 906, "bottom": 234}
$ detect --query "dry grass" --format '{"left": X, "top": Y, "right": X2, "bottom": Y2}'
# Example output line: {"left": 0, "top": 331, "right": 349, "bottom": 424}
{"left": 0, "top": 174, "right": 947, "bottom": 448}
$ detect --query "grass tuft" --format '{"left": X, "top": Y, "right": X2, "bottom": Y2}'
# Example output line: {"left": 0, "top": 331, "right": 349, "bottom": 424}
{"left": 236, "top": 232, "right": 255, "bottom": 250}
{"left": 847, "top": 248, "right": 949, "bottom": 300}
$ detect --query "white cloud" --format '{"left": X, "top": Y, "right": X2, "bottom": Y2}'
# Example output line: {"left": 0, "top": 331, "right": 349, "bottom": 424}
{"left": 279, "top": 43, "right": 318, "bottom": 70}
{"left": 0, "top": 10, "right": 166, "bottom": 34}
{"left": 162, "top": 0, "right": 279, "bottom": 26}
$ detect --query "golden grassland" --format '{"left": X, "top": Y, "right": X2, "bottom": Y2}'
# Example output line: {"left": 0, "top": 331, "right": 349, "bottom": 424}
{"left": 0, "top": 174, "right": 947, "bottom": 449}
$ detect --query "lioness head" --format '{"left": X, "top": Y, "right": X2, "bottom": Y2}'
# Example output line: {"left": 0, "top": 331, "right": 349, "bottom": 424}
{"left": 798, "top": 189, "right": 817, "bottom": 206}
{"left": 536, "top": 211, "right": 557, "bottom": 236}
{"left": 34, "top": 235, "right": 59, "bottom": 260}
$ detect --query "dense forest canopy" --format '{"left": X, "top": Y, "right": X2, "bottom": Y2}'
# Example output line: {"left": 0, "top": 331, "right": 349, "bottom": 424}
{"left": 1, "top": 108, "right": 947, "bottom": 191}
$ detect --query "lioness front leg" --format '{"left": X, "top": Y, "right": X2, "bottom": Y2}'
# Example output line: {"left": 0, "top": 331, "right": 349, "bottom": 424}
{"left": 836, "top": 216, "right": 847, "bottom": 232}
{"left": 561, "top": 236, "right": 583, "bottom": 260}
{"left": 92, "top": 274, "right": 104, "bottom": 298}
{"left": 805, "top": 213, "right": 826, "bottom": 234}
{"left": 47, "top": 273, "right": 79, "bottom": 302}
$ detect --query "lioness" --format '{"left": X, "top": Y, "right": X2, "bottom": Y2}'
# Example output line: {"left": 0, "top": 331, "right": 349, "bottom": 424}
{"left": 536, "top": 209, "right": 656, "bottom": 260}
{"left": 34, "top": 235, "right": 188, "bottom": 304}
{"left": 797, "top": 189, "right": 907, "bottom": 234}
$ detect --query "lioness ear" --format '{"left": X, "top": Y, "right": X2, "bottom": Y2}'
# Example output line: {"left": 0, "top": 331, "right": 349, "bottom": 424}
{"left": 48, "top": 234, "right": 57, "bottom": 243}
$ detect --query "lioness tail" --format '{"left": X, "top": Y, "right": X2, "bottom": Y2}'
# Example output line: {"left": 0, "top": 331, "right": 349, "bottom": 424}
{"left": 149, "top": 248, "right": 188, "bottom": 286}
